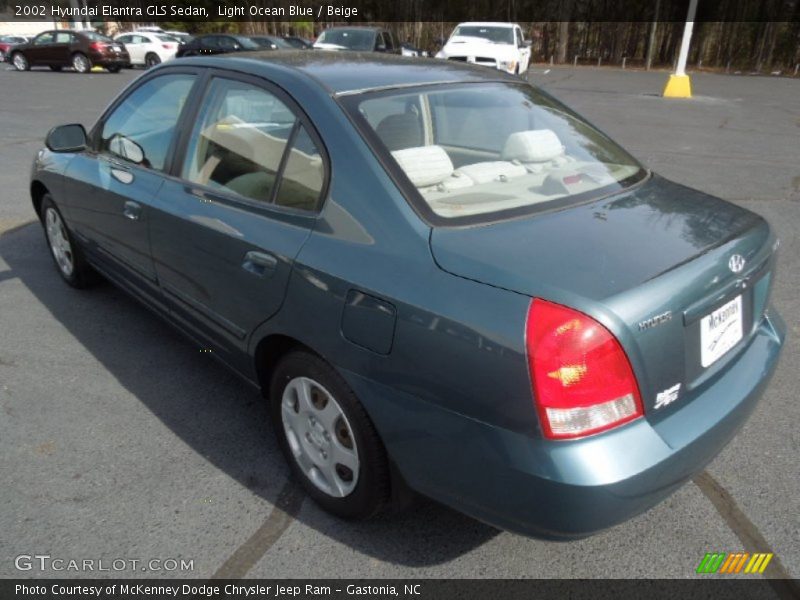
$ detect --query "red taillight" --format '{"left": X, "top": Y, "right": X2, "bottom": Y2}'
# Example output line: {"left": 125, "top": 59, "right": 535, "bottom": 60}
{"left": 162, "top": 44, "right": 174, "bottom": 49}
{"left": 89, "top": 41, "right": 105, "bottom": 51}
{"left": 526, "top": 299, "right": 643, "bottom": 440}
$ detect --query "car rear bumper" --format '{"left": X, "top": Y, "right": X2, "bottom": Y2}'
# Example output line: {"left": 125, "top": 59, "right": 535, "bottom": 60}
{"left": 342, "top": 308, "right": 785, "bottom": 538}
{"left": 89, "top": 51, "right": 129, "bottom": 65}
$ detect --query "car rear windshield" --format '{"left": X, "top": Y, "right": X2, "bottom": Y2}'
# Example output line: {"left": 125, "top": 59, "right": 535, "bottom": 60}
{"left": 82, "top": 31, "right": 113, "bottom": 42}
{"left": 317, "top": 29, "right": 375, "bottom": 51}
{"left": 345, "top": 82, "right": 646, "bottom": 223}
{"left": 451, "top": 26, "right": 514, "bottom": 44}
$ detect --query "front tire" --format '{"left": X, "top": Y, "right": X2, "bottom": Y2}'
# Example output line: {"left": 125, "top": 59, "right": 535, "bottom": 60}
{"left": 144, "top": 53, "right": 161, "bottom": 68}
{"left": 106, "top": 65, "right": 121, "bottom": 73}
{"left": 71, "top": 52, "right": 91, "bottom": 74}
{"left": 270, "top": 351, "right": 390, "bottom": 519}
{"left": 41, "top": 195, "right": 96, "bottom": 288}
{"left": 12, "top": 52, "right": 29, "bottom": 71}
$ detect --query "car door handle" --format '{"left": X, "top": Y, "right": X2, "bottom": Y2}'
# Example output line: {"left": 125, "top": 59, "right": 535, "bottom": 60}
{"left": 242, "top": 251, "right": 277, "bottom": 277}
{"left": 111, "top": 167, "right": 134, "bottom": 184}
{"left": 123, "top": 200, "right": 142, "bottom": 221}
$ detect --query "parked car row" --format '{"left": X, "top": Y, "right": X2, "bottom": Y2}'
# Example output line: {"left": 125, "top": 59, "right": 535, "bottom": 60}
{"left": 4, "top": 28, "right": 314, "bottom": 73}
{"left": 5, "top": 23, "right": 532, "bottom": 76}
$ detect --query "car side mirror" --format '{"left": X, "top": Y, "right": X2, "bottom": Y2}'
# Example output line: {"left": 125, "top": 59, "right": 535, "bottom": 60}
{"left": 45, "top": 124, "right": 87, "bottom": 153}
{"left": 524, "top": 40, "right": 533, "bottom": 48}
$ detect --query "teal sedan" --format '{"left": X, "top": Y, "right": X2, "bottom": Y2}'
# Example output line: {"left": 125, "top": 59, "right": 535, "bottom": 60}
{"left": 30, "top": 52, "right": 785, "bottom": 537}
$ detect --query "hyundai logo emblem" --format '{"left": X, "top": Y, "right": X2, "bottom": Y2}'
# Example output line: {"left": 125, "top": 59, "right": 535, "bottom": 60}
{"left": 729, "top": 254, "right": 746, "bottom": 274}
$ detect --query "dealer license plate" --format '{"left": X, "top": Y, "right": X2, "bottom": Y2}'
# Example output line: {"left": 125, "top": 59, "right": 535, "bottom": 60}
{"left": 700, "top": 295, "right": 743, "bottom": 367}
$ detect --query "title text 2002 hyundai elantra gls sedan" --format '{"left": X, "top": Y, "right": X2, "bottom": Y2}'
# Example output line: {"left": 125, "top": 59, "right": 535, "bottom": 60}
{"left": 31, "top": 53, "right": 784, "bottom": 537}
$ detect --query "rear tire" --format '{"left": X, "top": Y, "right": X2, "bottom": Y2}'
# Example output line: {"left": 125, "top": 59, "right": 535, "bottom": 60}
{"left": 41, "top": 195, "right": 97, "bottom": 288}
{"left": 270, "top": 351, "right": 390, "bottom": 520}
{"left": 144, "top": 53, "right": 161, "bottom": 68}
{"left": 71, "top": 52, "right": 91, "bottom": 74}
{"left": 12, "top": 52, "right": 29, "bottom": 71}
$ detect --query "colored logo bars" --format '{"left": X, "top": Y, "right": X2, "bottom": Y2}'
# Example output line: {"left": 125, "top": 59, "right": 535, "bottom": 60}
{"left": 696, "top": 552, "right": 773, "bottom": 574}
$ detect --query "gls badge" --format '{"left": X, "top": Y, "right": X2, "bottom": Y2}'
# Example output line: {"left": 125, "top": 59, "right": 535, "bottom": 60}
{"left": 655, "top": 383, "right": 681, "bottom": 410}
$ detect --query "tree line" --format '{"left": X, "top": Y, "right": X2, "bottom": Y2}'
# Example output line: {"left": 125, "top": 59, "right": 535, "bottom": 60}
{"left": 154, "top": 17, "right": 799, "bottom": 73}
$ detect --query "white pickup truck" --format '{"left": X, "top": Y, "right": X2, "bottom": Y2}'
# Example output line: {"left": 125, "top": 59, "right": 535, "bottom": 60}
{"left": 435, "top": 22, "right": 532, "bottom": 76}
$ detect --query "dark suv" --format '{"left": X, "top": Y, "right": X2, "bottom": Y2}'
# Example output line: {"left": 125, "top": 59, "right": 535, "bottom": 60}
{"left": 10, "top": 30, "right": 129, "bottom": 73}
{"left": 313, "top": 27, "right": 398, "bottom": 53}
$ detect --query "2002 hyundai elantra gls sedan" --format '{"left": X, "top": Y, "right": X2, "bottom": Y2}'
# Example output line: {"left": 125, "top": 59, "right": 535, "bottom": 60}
{"left": 31, "top": 52, "right": 785, "bottom": 537}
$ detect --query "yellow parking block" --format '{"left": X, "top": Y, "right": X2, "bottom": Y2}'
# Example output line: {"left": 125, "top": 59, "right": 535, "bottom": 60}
{"left": 663, "top": 74, "right": 692, "bottom": 98}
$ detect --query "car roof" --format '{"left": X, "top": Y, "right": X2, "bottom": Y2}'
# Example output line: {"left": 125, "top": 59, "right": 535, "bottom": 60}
{"left": 321, "top": 26, "right": 383, "bottom": 32}
{"left": 455, "top": 22, "right": 518, "bottom": 28}
{"left": 215, "top": 51, "right": 516, "bottom": 95}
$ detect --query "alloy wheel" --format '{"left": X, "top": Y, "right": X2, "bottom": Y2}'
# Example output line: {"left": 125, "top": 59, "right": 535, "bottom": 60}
{"left": 12, "top": 53, "right": 28, "bottom": 71}
{"left": 280, "top": 377, "right": 360, "bottom": 498}
{"left": 72, "top": 53, "right": 90, "bottom": 73}
{"left": 44, "top": 208, "right": 74, "bottom": 277}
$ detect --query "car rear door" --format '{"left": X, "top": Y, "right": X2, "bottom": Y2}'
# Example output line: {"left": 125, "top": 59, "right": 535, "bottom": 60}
{"left": 51, "top": 31, "right": 74, "bottom": 65}
{"left": 149, "top": 71, "right": 327, "bottom": 360}
{"left": 62, "top": 69, "right": 201, "bottom": 304}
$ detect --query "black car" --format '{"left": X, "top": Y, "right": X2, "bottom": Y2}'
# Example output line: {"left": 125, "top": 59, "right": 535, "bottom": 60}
{"left": 249, "top": 35, "right": 294, "bottom": 50}
{"left": 175, "top": 34, "right": 260, "bottom": 58}
{"left": 9, "top": 30, "right": 129, "bottom": 73}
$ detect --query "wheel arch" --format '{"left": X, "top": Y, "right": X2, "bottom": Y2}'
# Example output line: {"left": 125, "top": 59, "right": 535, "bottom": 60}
{"left": 31, "top": 180, "right": 49, "bottom": 221}
{"left": 253, "top": 333, "right": 318, "bottom": 399}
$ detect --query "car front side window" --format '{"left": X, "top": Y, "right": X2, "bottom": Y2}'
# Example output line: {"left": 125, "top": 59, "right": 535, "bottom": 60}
{"left": 34, "top": 32, "right": 55, "bottom": 45}
{"left": 100, "top": 73, "right": 196, "bottom": 171}
{"left": 182, "top": 78, "right": 311, "bottom": 205}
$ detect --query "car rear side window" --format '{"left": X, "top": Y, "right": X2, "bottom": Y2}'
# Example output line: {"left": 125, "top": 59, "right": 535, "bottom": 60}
{"left": 100, "top": 73, "right": 196, "bottom": 171}
{"left": 274, "top": 124, "right": 325, "bottom": 211}
{"left": 181, "top": 78, "right": 298, "bottom": 204}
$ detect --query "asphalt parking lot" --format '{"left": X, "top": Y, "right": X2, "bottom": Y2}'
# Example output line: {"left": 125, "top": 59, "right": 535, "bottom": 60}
{"left": 0, "top": 62, "right": 798, "bottom": 582}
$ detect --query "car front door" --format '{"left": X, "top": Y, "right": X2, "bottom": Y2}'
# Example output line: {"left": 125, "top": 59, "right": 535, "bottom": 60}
{"left": 62, "top": 70, "right": 200, "bottom": 302}
{"left": 149, "top": 73, "right": 326, "bottom": 360}
{"left": 26, "top": 31, "right": 56, "bottom": 65}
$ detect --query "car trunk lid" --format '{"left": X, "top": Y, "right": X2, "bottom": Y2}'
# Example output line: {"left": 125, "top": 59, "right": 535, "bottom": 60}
{"left": 430, "top": 176, "right": 777, "bottom": 418}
